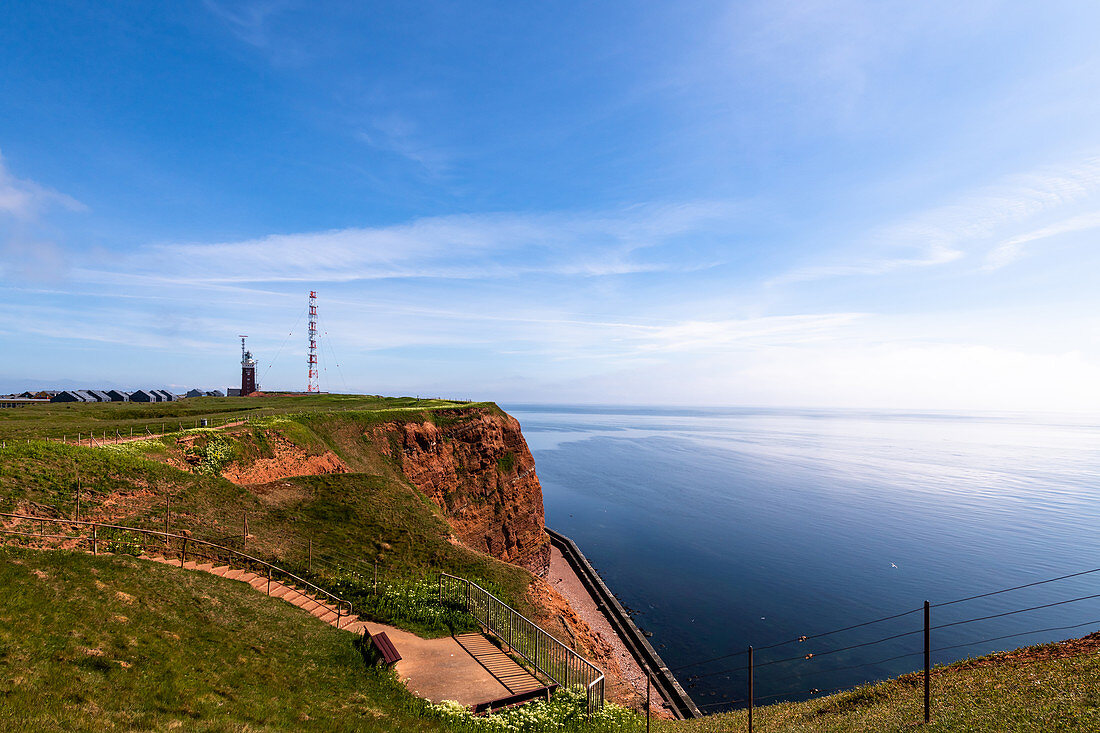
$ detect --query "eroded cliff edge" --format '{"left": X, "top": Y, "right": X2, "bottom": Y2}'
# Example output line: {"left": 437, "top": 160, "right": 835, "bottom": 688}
{"left": 370, "top": 408, "right": 551, "bottom": 576}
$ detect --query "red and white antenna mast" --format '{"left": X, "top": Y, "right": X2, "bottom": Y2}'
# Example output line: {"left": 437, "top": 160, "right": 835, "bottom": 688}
{"left": 307, "top": 291, "right": 319, "bottom": 392}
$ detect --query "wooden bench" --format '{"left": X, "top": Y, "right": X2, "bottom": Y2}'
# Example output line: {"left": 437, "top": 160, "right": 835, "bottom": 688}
{"left": 366, "top": 631, "right": 401, "bottom": 666}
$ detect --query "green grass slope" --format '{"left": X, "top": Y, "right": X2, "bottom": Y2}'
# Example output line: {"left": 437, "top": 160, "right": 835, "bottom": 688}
{"left": 0, "top": 546, "right": 445, "bottom": 732}
{"left": 658, "top": 637, "right": 1100, "bottom": 732}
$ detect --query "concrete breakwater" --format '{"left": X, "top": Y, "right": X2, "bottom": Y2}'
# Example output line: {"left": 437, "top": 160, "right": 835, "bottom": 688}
{"left": 545, "top": 527, "right": 702, "bottom": 719}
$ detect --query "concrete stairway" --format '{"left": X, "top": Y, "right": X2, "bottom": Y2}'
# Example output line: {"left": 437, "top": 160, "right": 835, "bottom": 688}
{"left": 140, "top": 554, "right": 368, "bottom": 634}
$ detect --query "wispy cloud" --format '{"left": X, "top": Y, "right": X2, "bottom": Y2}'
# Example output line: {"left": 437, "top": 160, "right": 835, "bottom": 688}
{"left": 774, "top": 153, "right": 1100, "bottom": 284}
{"left": 0, "top": 152, "right": 86, "bottom": 281}
{"left": 202, "top": 0, "right": 293, "bottom": 49}
{"left": 0, "top": 151, "right": 86, "bottom": 220}
{"left": 357, "top": 114, "right": 453, "bottom": 177}
{"left": 83, "top": 202, "right": 738, "bottom": 286}
{"left": 984, "top": 211, "right": 1100, "bottom": 269}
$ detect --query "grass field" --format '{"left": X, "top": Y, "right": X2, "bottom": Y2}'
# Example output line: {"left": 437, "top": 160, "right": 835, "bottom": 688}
{"left": 0, "top": 393, "right": 486, "bottom": 442}
{"left": 0, "top": 545, "right": 448, "bottom": 732}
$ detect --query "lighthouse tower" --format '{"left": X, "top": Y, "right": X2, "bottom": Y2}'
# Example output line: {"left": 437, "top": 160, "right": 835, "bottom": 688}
{"left": 240, "top": 335, "right": 257, "bottom": 396}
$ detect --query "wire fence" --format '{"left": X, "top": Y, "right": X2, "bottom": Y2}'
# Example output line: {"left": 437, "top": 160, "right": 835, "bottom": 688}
{"left": 663, "top": 563, "right": 1100, "bottom": 729}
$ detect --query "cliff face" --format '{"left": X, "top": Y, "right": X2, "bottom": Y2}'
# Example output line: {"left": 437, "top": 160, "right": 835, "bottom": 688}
{"left": 371, "top": 409, "right": 550, "bottom": 576}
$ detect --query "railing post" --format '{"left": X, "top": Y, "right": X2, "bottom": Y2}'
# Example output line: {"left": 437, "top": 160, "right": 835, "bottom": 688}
{"left": 243, "top": 511, "right": 248, "bottom": 551}
{"left": 92, "top": 524, "right": 97, "bottom": 555}
{"left": 748, "top": 645, "right": 754, "bottom": 733}
{"left": 165, "top": 496, "right": 170, "bottom": 548}
{"left": 924, "top": 600, "right": 931, "bottom": 724}
{"left": 267, "top": 565, "right": 272, "bottom": 596}
{"left": 308, "top": 537, "right": 312, "bottom": 573}
{"left": 646, "top": 673, "right": 651, "bottom": 733}
{"left": 182, "top": 537, "right": 188, "bottom": 566}
{"left": 374, "top": 561, "right": 377, "bottom": 594}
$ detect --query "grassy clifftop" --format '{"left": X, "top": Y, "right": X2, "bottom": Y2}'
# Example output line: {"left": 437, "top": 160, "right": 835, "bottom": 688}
{"left": 0, "top": 393, "right": 502, "bottom": 443}
{"left": 0, "top": 395, "right": 533, "bottom": 636}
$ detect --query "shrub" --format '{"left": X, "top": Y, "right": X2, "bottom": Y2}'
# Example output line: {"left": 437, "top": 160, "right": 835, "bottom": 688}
{"left": 426, "top": 686, "right": 642, "bottom": 732}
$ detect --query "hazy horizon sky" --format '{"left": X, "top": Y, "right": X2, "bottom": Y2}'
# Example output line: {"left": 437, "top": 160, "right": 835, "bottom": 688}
{"left": 3, "top": 2, "right": 1100, "bottom": 411}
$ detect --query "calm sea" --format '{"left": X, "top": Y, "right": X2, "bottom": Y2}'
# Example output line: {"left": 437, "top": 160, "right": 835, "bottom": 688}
{"left": 503, "top": 404, "right": 1100, "bottom": 712}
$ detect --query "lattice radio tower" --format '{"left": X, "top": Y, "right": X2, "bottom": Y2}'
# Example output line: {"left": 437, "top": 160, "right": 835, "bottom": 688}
{"left": 307, "top": 291, "right": 319, "bottom": 392}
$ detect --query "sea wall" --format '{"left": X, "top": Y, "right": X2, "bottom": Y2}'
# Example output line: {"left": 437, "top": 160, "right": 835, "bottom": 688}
{"left": 547, "top": 527, "right": 701, "bottom": 719}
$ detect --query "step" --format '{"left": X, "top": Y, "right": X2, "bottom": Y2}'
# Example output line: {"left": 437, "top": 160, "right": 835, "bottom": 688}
{"left": 248, "top": 576, "right": 269, "bottom": 590}
{"left": 194, "top": 562, "right": 214, "bottom": 572}
{"left": 224, "top": 569, "right": 246, "bottom": 580}
{"left": 211, "top": 565, "right": 230, "bottom": 577}
{"left": 270, "top": 584, "right": 295, "bottom": 599}
{"left": 309, "top": 603, "right": 334, "bottom": 618}
{"left": 182, "top": 561, "right": 198, "bottom": 570}
{"left": 317, "top": 610, "right": 339, "bottom": 624}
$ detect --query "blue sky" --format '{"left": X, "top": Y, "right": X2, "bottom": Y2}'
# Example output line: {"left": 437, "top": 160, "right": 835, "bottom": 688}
{"left": 2, "top": 1, "right": 1100, "bottom": 410}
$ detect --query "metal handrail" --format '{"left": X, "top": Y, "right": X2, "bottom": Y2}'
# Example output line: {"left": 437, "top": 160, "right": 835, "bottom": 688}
{"left": 439, "top": 572, "right": 605, "bottom": 713}
{"left": 0, "top": 512, "right": 353, "bottom": 623}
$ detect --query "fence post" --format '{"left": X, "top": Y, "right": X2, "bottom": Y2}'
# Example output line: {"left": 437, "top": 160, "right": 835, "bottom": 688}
{"left": 243, "top": 511, "right": 248, "bottom": 550}
{"left": 92, "top": 524, "right": 97, "bottom": 555}
{"left": 748, "top": 645, "right": 754, "bottom": 733}
{"left": 182, "top": 537, "right": 188, "bottom": 566}
{"left": 646, "top": 673, "right": 651, "bottom": 733}
{"left": 924, "top": 600, "right": 931, "bottom": 724}
{"left": 267, "top": 565, "right": 272, "bottom": 596}
{"left": 165, "top": 496, "right": 170, "bottom": 548}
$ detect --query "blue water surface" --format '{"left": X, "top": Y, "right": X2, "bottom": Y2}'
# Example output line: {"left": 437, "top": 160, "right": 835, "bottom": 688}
{"left": 502, "top": 404, "right": 1100, "bottom": 712}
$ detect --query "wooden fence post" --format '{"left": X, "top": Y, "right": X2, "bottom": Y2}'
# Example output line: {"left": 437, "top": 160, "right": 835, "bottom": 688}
{"left": 646, "top": 674, "right": 651, "bottom": 733}
{"left": 924, "top": 601, "right": 931, "bottom": 724}
{"left": 749, "top": 646, "right": 754, "bottom": 733}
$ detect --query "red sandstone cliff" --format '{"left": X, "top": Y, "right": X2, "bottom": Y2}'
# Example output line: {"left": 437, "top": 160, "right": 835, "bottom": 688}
{"left": 371, "top": 409, "right": 550, "bottom": 575}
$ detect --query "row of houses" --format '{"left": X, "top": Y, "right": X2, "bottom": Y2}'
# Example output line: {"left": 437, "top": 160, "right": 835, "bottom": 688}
{"left": 49, "top": 388, "right": 225, "bottom": 404}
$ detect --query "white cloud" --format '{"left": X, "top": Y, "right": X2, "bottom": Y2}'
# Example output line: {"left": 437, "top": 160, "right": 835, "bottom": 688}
{"left": 0, "top": 151, "right": 86, "bottom": 220}
{"left": 774, "top": 153, "right": 1100, "bottom": 284}
{"left": 86, "top": 202, "right": 738, "bottom": 285}
{"left": 985, "top": 211, "right": 1100, "bottom": 269}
